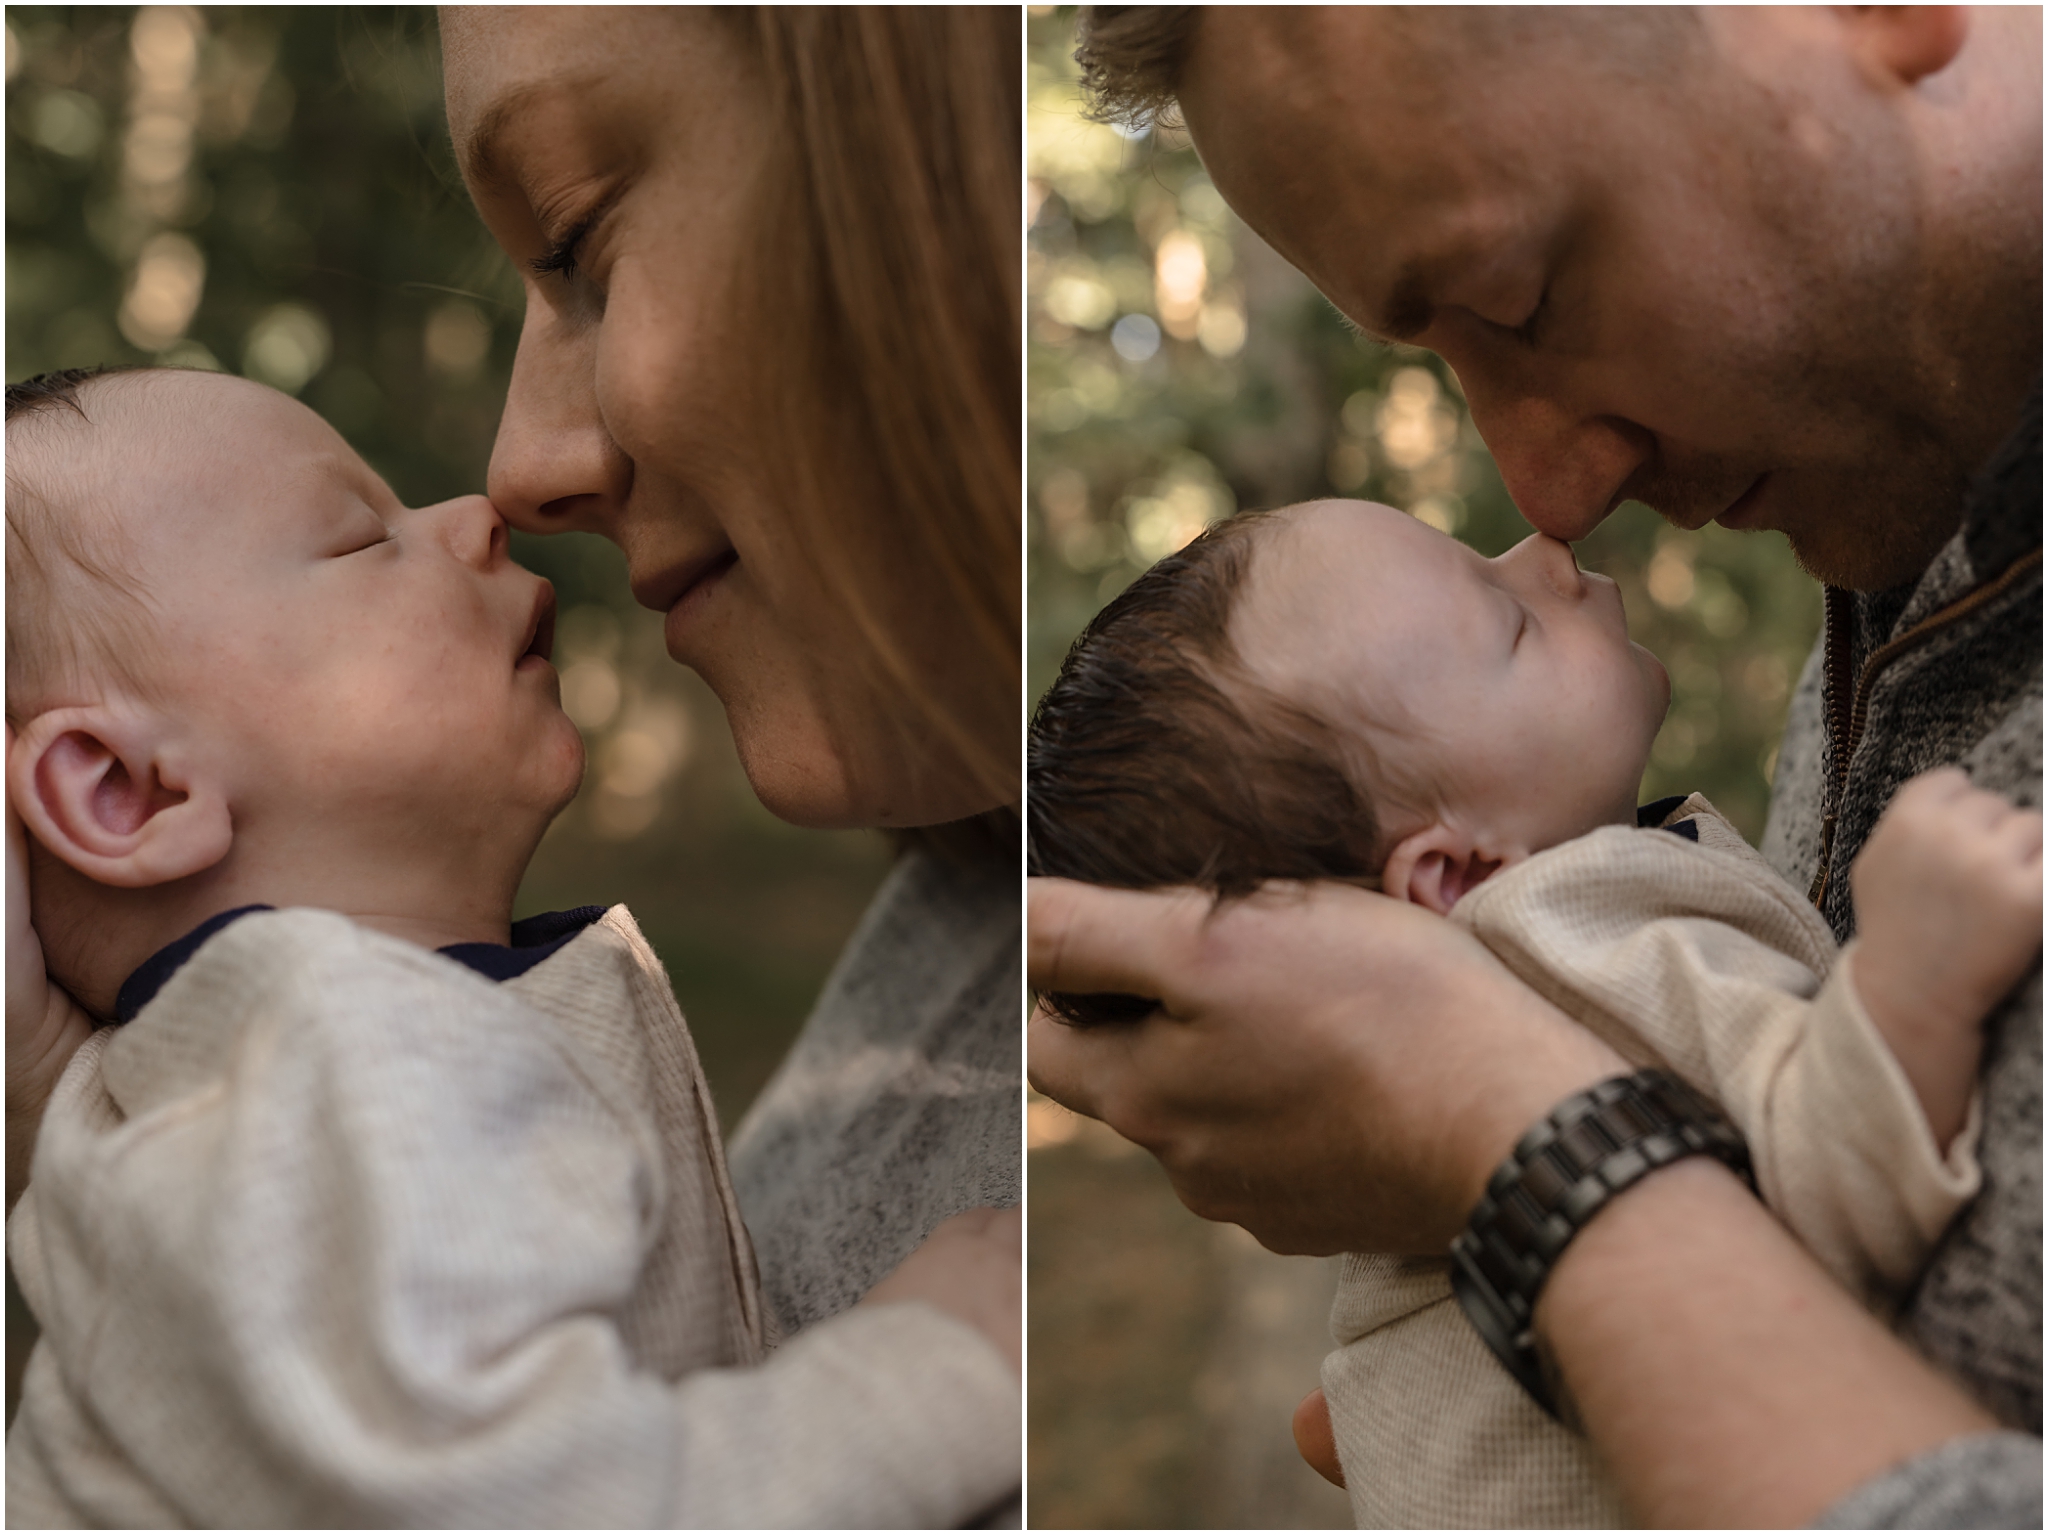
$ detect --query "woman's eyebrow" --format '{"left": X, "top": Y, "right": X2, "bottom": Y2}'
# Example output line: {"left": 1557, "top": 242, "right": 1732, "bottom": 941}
{"left": 460, "top": 76, "right": 604, "bottom": 194}
{"left": 460, "top": 87, "right": 541, "bottom": 195}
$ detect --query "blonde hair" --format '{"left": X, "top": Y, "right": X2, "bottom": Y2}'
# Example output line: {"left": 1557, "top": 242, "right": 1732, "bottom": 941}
{"left": 5, "top": 370, "right": 170, "bottom": 728}
{"left": 735, "top": 7, "right": 1020, "bottom": 822}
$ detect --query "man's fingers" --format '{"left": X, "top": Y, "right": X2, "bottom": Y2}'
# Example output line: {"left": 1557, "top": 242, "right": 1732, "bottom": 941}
{"left": 1027, "top": 876, "right": 1211, "bottom": 998}
{"left": 1028, "top": 1003, "right": 1134, "bottom": 1124}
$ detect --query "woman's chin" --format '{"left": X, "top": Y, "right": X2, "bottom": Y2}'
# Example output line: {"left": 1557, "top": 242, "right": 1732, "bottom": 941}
{"left": 728, "top": 720, "right": 1004, "bottom": 832}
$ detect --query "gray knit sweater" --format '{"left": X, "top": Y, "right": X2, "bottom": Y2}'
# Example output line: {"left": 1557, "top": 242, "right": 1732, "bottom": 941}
{"left": 726, "top": 843, "right": 1022, "bottom": 1520}
{"left": 728, "top": 844, "right": 1021, "bottom": 1333}
{"left": 1764, "top": 389, "right": 2041, "bottom": 1524}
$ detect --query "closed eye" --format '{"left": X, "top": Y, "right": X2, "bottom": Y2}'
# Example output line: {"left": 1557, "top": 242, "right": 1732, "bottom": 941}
{"left": 334, "top": 516, "right": 392, "bottom": 556}
{"left": 1511, "top": 286, "right": 1550, "bottom": 347}
{"left": 530, "top": 216, "right": 592, "bottom": 282}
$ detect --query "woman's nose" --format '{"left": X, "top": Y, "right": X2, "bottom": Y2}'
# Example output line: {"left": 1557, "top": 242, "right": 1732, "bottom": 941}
{"left": 1494, "top": 531, "right": 1586, "bottom": 600}
{"left": 486, "top": 298, "right": 632, "bottom": 536}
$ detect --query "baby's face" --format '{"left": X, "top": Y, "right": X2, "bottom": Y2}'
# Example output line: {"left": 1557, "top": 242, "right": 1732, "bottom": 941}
{"left": 1232, "top": 500, "right": 1669, "bottom": 857}
{"left": 97, "top": 373, "right": 583, "bottom": 867}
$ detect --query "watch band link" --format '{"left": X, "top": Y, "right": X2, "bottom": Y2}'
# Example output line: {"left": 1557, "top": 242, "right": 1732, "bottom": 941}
{"left": 1449, "top": 1068, "right": 1755, "bottom": 1419}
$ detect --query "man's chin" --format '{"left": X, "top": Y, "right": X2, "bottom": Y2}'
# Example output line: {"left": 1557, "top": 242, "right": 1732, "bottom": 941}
{"left": 1770, "top": 457, "right": 1972, "bottom": 593}
{"left": 1784, "top": 516, "right": 1958, "bottom": 593}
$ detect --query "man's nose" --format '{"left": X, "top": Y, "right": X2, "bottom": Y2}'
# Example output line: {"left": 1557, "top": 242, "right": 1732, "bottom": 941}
{"left": 1460, "top": 381, "right": 1653, "bottom": 543}
{"left": 486, "top": 298, "right": 631, "bottom": 537}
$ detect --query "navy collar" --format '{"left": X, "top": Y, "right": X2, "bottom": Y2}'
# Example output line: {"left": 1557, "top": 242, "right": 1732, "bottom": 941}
{"left": 1636, "top": 795, "right": 1700, "bottom": 843}
{"left": 114, "top": 905, "right": 610, "bottom": 1024}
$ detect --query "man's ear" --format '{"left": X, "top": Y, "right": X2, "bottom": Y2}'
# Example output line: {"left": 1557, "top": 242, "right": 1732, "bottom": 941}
{"left": 1837, "top": 6, "right": 1968, "bottom": 86}
{"left": 7, "top": 707, "right": 231, "bottom": 888}
{"left": 1380, "top": 822, "right": 1514, "bottom": 916}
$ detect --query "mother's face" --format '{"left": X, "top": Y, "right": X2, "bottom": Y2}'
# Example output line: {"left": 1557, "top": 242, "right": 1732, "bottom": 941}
{"left": 442, "top": 8, "right": 994, "bottom": 830}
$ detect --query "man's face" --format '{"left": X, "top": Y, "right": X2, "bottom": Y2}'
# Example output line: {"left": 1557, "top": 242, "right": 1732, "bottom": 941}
{"left": 1178, "top": 9, "right": 1976, "bottom": 590}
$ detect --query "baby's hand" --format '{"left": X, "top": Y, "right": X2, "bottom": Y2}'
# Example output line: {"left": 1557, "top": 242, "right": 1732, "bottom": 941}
{"left": 859, "top": 1206, "right": 1021, "bottom": 1376}
{"left": 1848, "top": 768, "right": 2042, "bottom": 1147}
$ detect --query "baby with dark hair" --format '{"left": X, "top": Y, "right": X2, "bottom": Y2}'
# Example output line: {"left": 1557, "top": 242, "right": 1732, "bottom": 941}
{"left": 1030, "top": 499, "right": 2041, "bottom": 1527}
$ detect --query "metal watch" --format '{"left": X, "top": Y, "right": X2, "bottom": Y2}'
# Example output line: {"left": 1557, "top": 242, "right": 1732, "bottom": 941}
{"left": 1449, "top": 1068, "right": 1755, "bottom": 1420}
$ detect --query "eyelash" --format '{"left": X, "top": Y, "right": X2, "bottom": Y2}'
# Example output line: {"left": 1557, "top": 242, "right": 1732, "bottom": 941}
{"left": 530, "top": 215, "right": 596, "bottom": 282}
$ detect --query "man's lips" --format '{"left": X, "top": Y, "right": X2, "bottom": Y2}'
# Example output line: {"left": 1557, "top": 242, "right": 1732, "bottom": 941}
{"left": 518, "top": 582, "right": 557, "bottom": 667}
{"left": 1714, "top": 473, "right": 1772, "bottom": 530}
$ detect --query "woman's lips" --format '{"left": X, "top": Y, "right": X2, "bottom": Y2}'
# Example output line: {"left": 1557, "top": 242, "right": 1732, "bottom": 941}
{"left": 659, "top": 549, "right": 739, "bottom": 649}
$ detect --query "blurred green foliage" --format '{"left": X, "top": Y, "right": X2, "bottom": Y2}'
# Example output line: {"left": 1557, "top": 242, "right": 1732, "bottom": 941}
{"left": 1027, "top": 7, "right": 1824, "bottom": 1526}
{"left": 4, "top": 5, "right": 891, "bottom": 1132}
{"left": 1026, "top": 6, "right": 1822, "bottom": 842}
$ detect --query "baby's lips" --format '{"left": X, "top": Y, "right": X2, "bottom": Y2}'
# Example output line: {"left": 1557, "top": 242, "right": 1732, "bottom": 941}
{"left": 520, "top": 581, "right": 558, "bottom": 663}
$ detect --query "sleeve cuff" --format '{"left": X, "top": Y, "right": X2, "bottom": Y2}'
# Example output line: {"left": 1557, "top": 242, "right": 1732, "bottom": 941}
{"left": 665, "top": 1301, "right": 1020, "bottom": 1527}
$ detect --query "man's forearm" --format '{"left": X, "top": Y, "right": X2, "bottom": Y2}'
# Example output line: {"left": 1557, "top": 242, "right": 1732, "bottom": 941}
{"left": 1537, "top": 1157, "right": 1996, "bottom": 1528}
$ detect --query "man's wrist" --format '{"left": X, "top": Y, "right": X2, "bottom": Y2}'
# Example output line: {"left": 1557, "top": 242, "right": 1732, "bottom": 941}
{"left": 1450, "top": 1070, "right": 1755, "bottom": 1419}
{"left": 1448, "top": 1023, "right": 1630, "bottom": 1218}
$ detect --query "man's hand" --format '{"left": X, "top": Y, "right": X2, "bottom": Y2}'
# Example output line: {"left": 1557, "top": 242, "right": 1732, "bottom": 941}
{"left": 1027, "top": 877, "right": 1627, "bottom": 1255}
{"left": 1848, "top": 767, "right": 2042, "bottom": 1145}
{"left": 859, "top": 1206, "right": 1021, "bottom": 1375}
{"left": 7, "top": 728, "right": 95, "bottom": 1212}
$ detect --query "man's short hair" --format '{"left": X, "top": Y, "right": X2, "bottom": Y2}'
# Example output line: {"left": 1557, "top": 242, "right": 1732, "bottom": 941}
{"left": 1073, "top": 6, "right": 1701, "bottom": 131}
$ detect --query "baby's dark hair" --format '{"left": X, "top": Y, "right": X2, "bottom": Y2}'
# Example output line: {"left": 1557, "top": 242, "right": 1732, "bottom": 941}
{"left": 1028, "top": 507, "right": 1385, "bottom": 1026}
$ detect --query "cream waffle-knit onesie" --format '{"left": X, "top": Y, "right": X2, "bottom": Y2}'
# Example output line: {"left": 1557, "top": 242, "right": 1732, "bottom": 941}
{"left": 6, "top": 905, "right": 1018, "bottom": 1528}
{"left": 1323, "top": 796, "right": 1983, "bottom": 1528}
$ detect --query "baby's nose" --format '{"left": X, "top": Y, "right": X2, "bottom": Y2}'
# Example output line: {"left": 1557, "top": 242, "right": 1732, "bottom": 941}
{"left": 1498, "top": 532, "right": 1586, "bottom": 599}
{"left": 424, "top": 494, "right": 509, "bottom": 568}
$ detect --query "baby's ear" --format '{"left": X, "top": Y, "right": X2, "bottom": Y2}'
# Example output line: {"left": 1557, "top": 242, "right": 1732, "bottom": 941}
{"left": 1381, "top": 822, "right": 1512, "bottom": 916}
{"left": 8, "top": 706, "right": 231, "bottom": 888}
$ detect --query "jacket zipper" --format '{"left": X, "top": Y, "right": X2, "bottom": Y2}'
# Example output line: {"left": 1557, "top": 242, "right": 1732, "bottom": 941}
{"left": 1807, "top": 545, "right": 2043, "bottom": 911}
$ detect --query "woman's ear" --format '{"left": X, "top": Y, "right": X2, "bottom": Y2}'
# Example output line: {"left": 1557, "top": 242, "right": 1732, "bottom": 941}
{"left": 7, "top": 707, "right": 231, "bottom": 889}
{"left": 1380, "top": 822, "right": 1512, "bottom": 916}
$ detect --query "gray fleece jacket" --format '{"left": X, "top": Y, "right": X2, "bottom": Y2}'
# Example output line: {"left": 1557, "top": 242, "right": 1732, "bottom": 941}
{"left": 1764, "top": 387, "right": 2040, "bottom": 1525}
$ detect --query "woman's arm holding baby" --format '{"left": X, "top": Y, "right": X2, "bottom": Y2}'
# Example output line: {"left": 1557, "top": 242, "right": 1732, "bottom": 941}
{"left": 1028, "top": 877, "right": 2013, "bottom": 1526}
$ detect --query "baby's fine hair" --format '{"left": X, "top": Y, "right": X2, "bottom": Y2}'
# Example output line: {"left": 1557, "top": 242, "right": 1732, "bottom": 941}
{"left": 1027, "top": 507, "right": 1386, "bottom": 1026}
{"left": 6, "top": 367, "right": 164, "bottom": 726}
